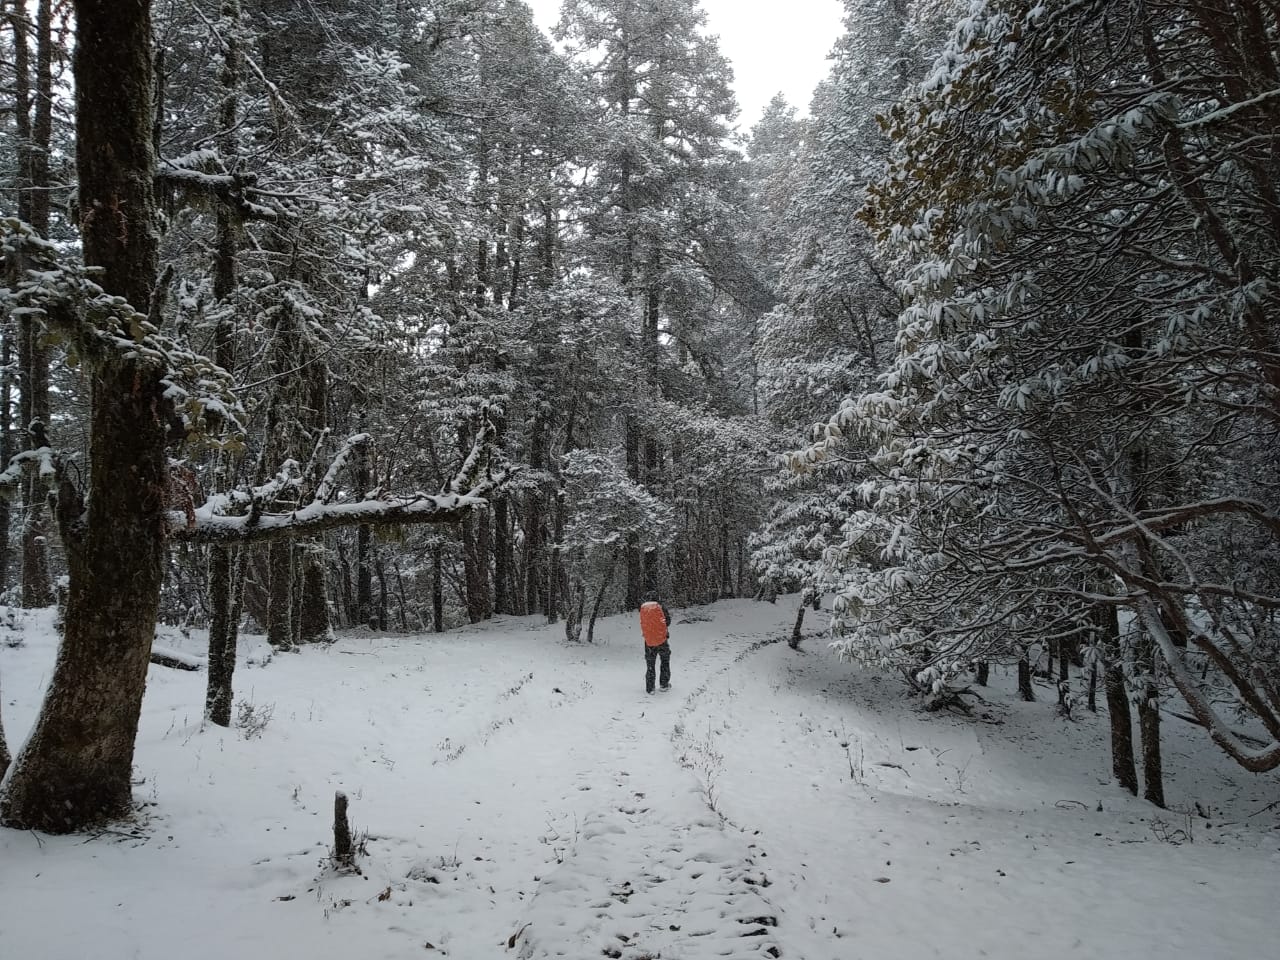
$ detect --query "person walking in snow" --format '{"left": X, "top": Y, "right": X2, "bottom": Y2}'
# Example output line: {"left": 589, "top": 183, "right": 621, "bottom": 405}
{"left": 639, "top": 590, "right": 672, "bottom": 694}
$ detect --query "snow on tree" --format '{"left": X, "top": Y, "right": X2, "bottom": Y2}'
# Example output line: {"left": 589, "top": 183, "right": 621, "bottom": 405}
{"left": 824, "top": 0, "right": 1280, "bottom": 768}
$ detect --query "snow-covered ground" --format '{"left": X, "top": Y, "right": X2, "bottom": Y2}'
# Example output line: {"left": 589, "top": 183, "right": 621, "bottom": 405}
{"left": 1, "top": 600, "right": 1275, "bottom": 959}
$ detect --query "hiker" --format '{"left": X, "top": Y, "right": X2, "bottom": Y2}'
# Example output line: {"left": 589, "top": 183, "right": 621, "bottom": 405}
{"left": 639, "top": 590, "right": 672, "bottom": 694}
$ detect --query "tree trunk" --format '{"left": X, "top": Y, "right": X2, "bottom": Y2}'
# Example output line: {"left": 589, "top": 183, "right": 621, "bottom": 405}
{"left": 432, "top": 543, "right": 444, "bottom": 632}
{"left": 493, "top": 496, "right": 511, "bottom": 615}
{"left": 624, "top": 415, "right": 643, "bottom": 608}
{"left": 719, "top": 519, "right": 731, "bottom": 598}
{"left": 355, "top": 523, "right": 373, "bottom": 627}
{"left": 298, "top": 541, "right": 330, "bottom": 643}
{"left": 394, "top": 559, "right": 408, "bottom": 631}
{"left": 205, "top": 545, "right": 237, "bottom": 726}
{"left": 975, "top": 661, "right": 989, "bottom": 686}
{"left": 336, "top": 538, "right": 353, "bottom": 625}
{"left": 290, "top": 544, "right": 304, "bottom": 647}
{"left": 564, "top": 575, "right": 586, "bottom": 643}
{"left": 475, "top": 507, "right": 492, "bottom": 619}
{"left": 0, "top": 672, "right": 10, "bottom": 777}
{"left": 1087, "top": 660, "right": 1098, "bottom": 713}
{"left": 1138, "top": 679, "right": 1165, "bottom": 808}
{"left": 1105, "top": 662, "right": 1138, "bottom": 795}
{"left": 12, "top": 0, "right": 55, "bottom": 608}
{"left": 0, "top": 0, "right": 166, "bottom": 833}
{"left": 0, "top": 330, "right": 12, "bottom": 594}
{"left": 789, "top": 599, "right": 806, "bottom": 649}
{"left": 547, "top": 487, "right": 566, "bottom": 624}
{"left": 375, "top": 548, "right": 388, "bottom": 631}
{"left": 332, "top": 791, "right": 354, "bottom": 868}
{"left": 585, "top": 552, "right": 618, "bottom": 644}
{"left": 461, "top": 517, "right": 485, "bottom": 624}
{"left": 1017, "top": 652, "right": 1035, "bottom": 701}
{"left": 266, "top": 538, "right": 294, "bottom": 650}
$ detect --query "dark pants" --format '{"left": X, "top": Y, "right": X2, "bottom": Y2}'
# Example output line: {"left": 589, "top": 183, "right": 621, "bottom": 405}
{"left": 645, "top": 641, "right": 671, "bottom": 693}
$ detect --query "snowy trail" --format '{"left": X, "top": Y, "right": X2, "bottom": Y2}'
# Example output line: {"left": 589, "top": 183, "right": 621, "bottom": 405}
{"left": 2, "top": 601, "right": 1276, "bottom": 960}
{"left": 510, "top": 619, "right": 786, "bottom": 958}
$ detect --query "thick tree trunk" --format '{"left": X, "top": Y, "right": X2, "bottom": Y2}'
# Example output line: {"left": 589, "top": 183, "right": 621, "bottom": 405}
{"left": 1017, "top": 652, "right": 1035, "bottom": 701}
{"left": 0, "top": 0, "right": 167, "bottom": 833}
{"left": 266, "top": 538, "right": 294, "bottom": 650}
{"left": 1105, "top": 662, "right": 1138, "bottom": 794}
{"left": 205, "top": 545, "right": 237, "bottom": 726}
{"left": 298, "top": 542, "right": 331, "bottom": 643}
{"left": 1138, "top": 679, "right": 1165, "bottom": 808}
{"left": 975, "top": 661, "right": 989, "bottom": 686}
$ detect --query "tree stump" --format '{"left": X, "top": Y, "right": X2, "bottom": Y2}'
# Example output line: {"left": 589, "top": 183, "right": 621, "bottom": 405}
{"left": 332, "top": 791, "right": 355, "bottom": 869}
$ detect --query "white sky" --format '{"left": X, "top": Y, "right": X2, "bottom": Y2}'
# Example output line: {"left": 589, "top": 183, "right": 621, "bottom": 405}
{"left": 525, "top": 0, "right": 847, "bottom": 130}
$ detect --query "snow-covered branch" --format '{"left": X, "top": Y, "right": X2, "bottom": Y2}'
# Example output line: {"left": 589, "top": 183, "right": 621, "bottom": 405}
{"left": 1, "top": 218, "right": 243, "bottom": 445}
{"left": 156, "top": 157, "right": 279, "bottom": 222}
{"left": 167, "top": 415, "right": 505, "bottom": 544}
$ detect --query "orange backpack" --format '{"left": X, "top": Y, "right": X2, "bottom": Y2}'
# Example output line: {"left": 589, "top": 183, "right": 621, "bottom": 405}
{"left": 639, "top": 601, "right": 668, "bottom": 646}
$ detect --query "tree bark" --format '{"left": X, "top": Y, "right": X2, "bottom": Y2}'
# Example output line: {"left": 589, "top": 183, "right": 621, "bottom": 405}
{"left": 0, "top": 0, "right": 167, "bottom": 833}
{"left": 205, "top": 544, "right": 237, "bottom": 726}
{"left": 298, "top": 542, "right": 331, "bottom": 642}
{"left": 266, "top": 538, "right": 294, "bottom": 650}
{"left": 975, "top": 661, "right": 989, "bottom": 686}
{"left": 12, "top": 0, "right": 55, "bottom": 608}
{"left": 789, "top": 598, "right": 806, "bottom": 649}
{"left": 461, "top": 517, "right": 485, "bottom": 624}
{"left": 0, "top": 671, "right": 10, "bottom": 777}
{"left": 0, "top": 329, "right": 12, "bottom": 594}
{"left": 624, "top": 415, "right": 643, "bottom": 609}
{"left": 475, "top": 507, "right": 493, "bottom": 619}
{"left": 431, "top": 543, "right": 444, "bottom": 632}
{"left": 585, "top": 551, "right": 618, "bottom": 644}
{"left": 332, "top": 791, "right": 354, "bottom": 868}
{"left": 1017, "top": 651, "right": 1035, "bottom": 701}
{"left": 1138, "top": 679, "right": 1165, "bottom": 808}
{"left": 493, "top": 495, "right": 511, "bottom": 615}
{"left": 1105, "top": 661, "right": 1138, "bottom": 795}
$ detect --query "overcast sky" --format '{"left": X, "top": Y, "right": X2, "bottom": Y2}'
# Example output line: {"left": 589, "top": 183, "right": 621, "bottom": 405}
{"left": 525, "top": 0, "right": 847, "bottom": 130}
